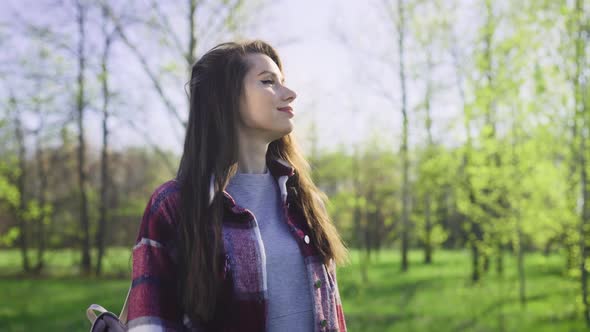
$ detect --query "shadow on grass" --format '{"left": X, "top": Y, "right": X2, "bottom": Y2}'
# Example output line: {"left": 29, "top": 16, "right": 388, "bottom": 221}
{"left": 451, "top": 288, "right": 577, "bottom": 332}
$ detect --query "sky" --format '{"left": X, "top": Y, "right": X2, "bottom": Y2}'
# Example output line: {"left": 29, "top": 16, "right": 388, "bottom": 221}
{"left": 2, "top": 0, "right": 474, "bottom": 157}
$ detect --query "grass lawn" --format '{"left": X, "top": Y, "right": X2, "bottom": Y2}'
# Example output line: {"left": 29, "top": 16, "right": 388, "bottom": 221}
{"left": 0, "top": 248, "right": 585, "bottom": 331}
{"left": 338, "top": 250, "right": 583, "bottom": 332}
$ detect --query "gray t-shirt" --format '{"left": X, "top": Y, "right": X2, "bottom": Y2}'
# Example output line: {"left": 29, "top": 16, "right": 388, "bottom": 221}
{"left": 225, "top": 169, "right": 313, "bottom": 332}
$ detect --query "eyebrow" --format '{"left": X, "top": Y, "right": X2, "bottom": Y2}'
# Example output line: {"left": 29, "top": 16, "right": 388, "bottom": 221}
{"left": 257, "top": 70, "right": 285, "bottom": 83}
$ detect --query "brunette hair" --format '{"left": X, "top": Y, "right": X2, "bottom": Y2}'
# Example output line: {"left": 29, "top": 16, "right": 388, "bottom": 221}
{"left": 176, "top": 39, "right": 349, "bottom": 323}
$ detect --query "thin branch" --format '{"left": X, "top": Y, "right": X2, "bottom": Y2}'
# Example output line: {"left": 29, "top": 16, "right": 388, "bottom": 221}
{"left": 121, "top": 117, "right": 177, "bottom": 175}
{"left": 101, "top": 2, "right": 187, "bottom": 128}
{"left": 198, "top": 0, "right": 244, "bottom": 50}
{"left": 149, "top": 0, "right": 186, "bottom": 60}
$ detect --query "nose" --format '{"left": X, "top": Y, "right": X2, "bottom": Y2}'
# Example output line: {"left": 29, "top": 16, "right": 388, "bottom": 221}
{"left": 282, "top": 85, "right": 297, "bottom": 103}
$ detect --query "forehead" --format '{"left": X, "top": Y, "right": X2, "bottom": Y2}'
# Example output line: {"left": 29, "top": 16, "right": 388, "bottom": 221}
{"left": 244, "top": 53, "right": 282, "bottom": 76}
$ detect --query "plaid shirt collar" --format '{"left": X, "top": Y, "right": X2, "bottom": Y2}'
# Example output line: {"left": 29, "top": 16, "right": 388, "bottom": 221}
{"left": 208, "top": 157, "right": 296, "bottom": 208}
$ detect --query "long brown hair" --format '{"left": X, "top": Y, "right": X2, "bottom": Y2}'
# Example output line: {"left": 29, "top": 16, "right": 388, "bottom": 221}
{"left": 176, "top": 39, "right": 349, "bottom": 323}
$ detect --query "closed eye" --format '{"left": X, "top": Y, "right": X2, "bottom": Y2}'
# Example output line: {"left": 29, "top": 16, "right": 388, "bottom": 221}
{"left": 261, "top": 80, "right": 275, "bottom": 85}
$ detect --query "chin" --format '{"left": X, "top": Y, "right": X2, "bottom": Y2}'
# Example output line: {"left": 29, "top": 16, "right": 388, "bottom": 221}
{"left": 271, "top": 126, "right": 293, "bottom": 141}
{"left": 281, "top": 123, "right": 294, "bottom": 136}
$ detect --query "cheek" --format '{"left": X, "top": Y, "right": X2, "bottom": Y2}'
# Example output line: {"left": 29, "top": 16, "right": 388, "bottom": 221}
{"left": 241, "top": 89, "right": 273, "bottom": 123}
{"left": 239, "top": 93, "right": 261, "bottom": 127}
{"left": 239, "top": 88, "right": 254, "bottom": 118}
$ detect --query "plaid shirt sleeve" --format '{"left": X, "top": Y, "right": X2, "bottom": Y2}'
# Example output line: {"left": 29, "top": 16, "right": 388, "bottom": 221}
{"left": 127, "top": 183, "right": 198, "bottom": 332}
{"left": 328, "top": 259, "right": 348, "bottom": 332}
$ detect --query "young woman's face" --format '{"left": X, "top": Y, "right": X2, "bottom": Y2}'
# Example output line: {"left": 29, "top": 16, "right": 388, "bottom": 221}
{"left": 238, "top": 53, "right": 297, "bottom": 142}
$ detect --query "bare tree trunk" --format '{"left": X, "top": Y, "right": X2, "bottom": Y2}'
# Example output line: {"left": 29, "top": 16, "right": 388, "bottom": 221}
{"left": 375, "top": 204, "right": 383, "bottom": 262}
{"left": 496, "top": 244, "right": 503, "bottom": 275}
{"left": 573, "top": 0, "right": 590, "bottom": 324}
{"left": 186, "top": 0, "right": 197, "bottom": 65}
{"left": 424, "top": 194, "right": 432, "bottom": 264}
{"left": 76, "top": 0, "right": 91, "bottom": 275}
{"left": 33, "top": 108, "right": 48, "bottom": 274}
{"left": 369, "top": 196, "right": 380, "bottom": 256}
{"left": 10, "top": 94, "right": 30, "bottom": 273}
{"left": 395, "top": 0, "right": 411, "bottom": 272}
{"left": 481, "top": 0, "right": 503, "bottom": 277}
{"left": 471, "top": 222, "right": 484, "bottom": 282}
{"left": 566, "top": 242, "right": 576, "bottom": 271}
{"left": 365, "top": 185, "right": 375, "bottom": 264}
{"left": 450, "top": 20, "right": 481, "bottom": 282}
{"left": 511, "top": 104, "right": 526, "bottom": 307}
{"left": 471, "top": 240, "right": 480, "bottom": 282}
{"left": 579, "top": 105, "right": 589, "bottom": 325}
{"left": 483, "top": 253, "right": 490, "bottom": 273}
{"left": 352, "top": 144, "right": 362, "bottom": 249}
{"left": 516, "top": 223, "right": 526, "bottom": 306}
{"left": 362, "top": 219, "right": 371, "bottom": 283}
{"left": 423, "top": 50, "right": 434, "bottom": 265}
{"left": 96, "top": 6, "right": 114, "bottom": 276}
{"left": 352, "top": 144, "right": 367, "bottom": 281}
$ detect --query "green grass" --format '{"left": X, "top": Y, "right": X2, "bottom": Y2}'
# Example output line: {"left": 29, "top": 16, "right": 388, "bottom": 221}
{"left": 0, "top": 247, "right": 132, "bottom": 277}
{"left": 338, "top": 250, "right": 584, "bottom": 332}
{"left": 0, "top": 248, "right": 586, "bottom": 331}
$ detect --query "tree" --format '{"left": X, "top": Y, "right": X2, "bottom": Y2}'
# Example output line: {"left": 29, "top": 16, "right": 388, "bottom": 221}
{"left": 568, "top": 0, "right": 590, "bottom": 324}
{"left": 101, "top": 0, "right": 262, "bottom": 134}
{"left": 381, "top": 0, "right": 412, "bottom": 272}
{"left": 8, "top": 91, "right": 31, "bottom": 272}
{"left": 73, "top": 0, "right": 92, "bottom": 275}
{"left": 95, "top": 1, "right": 117, "bottom": 276}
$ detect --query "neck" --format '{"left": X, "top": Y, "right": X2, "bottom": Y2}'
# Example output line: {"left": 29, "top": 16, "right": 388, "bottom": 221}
{"left": 236, "top": 130, "right": 270, "bottom": 174}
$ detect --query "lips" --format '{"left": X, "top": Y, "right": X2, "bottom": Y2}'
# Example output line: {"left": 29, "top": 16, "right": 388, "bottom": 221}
{"left": 277, "top": 106, "right": 294, "bottom": 118}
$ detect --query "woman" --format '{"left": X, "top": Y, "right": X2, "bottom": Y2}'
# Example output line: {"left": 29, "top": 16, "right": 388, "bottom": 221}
{"left": 127, "top": 39, "right": 349, "bottom": 332}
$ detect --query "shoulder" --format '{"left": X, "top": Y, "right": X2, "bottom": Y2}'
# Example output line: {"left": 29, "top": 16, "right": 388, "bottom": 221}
{"left": 148, "top": 179, "right": 181, "bottom": 209}
{"left": 145, "top": 179, "right": 181, "bottom": 219}
{"left": 136, "top": 179, "right": 181, "bottom": 247}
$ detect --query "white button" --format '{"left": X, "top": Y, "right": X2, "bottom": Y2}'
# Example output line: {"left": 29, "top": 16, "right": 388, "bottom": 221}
{"left": 304, "top": 235, "right": 310, "bottom": 244}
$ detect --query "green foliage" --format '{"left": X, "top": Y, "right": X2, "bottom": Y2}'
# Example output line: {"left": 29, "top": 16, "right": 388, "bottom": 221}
{"left": 311, "top": 134, "right": 401, "bottom": 247}
{"left": 0, "top": 228, "right": 20, "bottom": 246}
{"left": 0, "top": 175, "right": 19, "bottom": 208}
{"left": 0, "top": 154, "right": 19, "bottom": 209}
